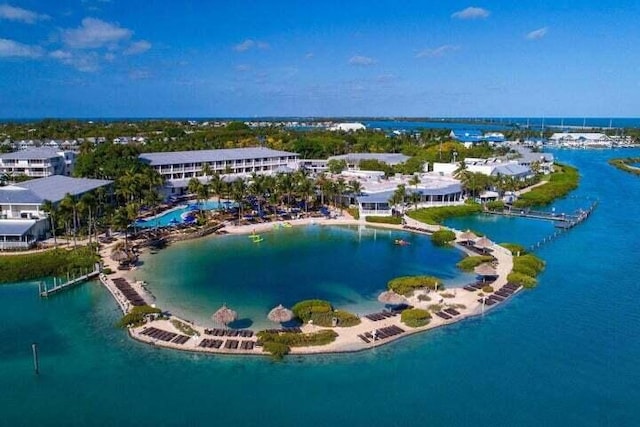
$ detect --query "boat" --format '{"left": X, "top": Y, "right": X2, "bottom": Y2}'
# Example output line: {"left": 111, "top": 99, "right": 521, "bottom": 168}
{"left": 394, "top": 239, "right": 410, "bottom": 246}
{"left": 252, "top": 237, "right": 264, "bottom": 243}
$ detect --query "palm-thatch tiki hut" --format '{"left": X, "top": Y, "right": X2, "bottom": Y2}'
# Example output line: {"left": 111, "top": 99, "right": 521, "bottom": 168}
{"left": 212, "top": 304, "right": 238, "bottom": 328}
{"left": 267, "top": 304, "right": 294, "bottom": 323}
{"left": 474, "top": 236, "right": 493, "bottom": 253}
{"left": 378, "top": 290, "right": 407, "bottom": 305}
{"left": 458, "top": 230, "right": 477, "bottom": 245}
{"left": 474, "top": 263, "right": 498, "bottom": 282}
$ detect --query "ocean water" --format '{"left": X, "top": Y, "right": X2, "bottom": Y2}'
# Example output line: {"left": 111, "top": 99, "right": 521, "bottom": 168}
{"left": 1, "top": 149, "right": 640, "bottom": 426}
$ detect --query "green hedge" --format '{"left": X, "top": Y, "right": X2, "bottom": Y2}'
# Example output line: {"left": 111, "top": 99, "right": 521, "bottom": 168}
{"left": 457, "top": 255, "right": 495, "bottom": 272}
{"left": 486, "top": 200, "right": 505, "bottom": 210}
{"left": 258, "top": 330, "right": 339, "bottom": 359}
{"left": 309, "top": 309, "right": 361, "bottom": 327}
{"left": 388, "top": 275, "right": 442, "bottom": 296}
{"left": 509, "top": 253, "right": 545, "bottom": 288}
{"left": 407, "top": 204, "right": 482, "bottom": 225}
{"left": 401, "top": 308, "right": 431, "bottom": 327}
{"left": 507, "top": 272, "right": 537, "bottom": 288}
{"left": 513, "top": 163, "right": 579, "bottom": 208}
{"left": 365, "top": 215, "right": 402, "bottom": 224}
{"left": 0, "top": 246, "right": 99, "bottom": 284}
{"left": 431, "top": 229, "right": 456, "bottom": 246}
{"left": 291, "top": 299, "right": 332, "bottom": 322}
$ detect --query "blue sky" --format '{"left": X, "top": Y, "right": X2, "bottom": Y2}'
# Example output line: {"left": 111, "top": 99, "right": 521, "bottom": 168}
{"left": 0, "top": 0, "right": 639, "bottom": 118}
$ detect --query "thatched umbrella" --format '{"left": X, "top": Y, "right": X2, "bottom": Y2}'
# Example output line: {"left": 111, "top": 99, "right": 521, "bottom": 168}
{"left": 110, "top": 250, "right": 129, "bottom": 262}
{"left": 378, "top": 290, "right": 406, "bottom": 305}
{"left": 474, "top": 263, "right": 498, "bottom": 277}
{"left": 212, "top": 304, "right": 237, "bottom": 327}
{"left": 474, "top": 236, "right": 493, "bottom": 252}
{"left": 267, "top": 304, "right": 294, "bottom": 323}
{"left": 459, "top": 230, "right": 477, "bottom": 243}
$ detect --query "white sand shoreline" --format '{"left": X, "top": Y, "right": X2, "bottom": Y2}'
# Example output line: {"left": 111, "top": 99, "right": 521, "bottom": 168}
{"left": 97, "top": 214, "right": 514, "bottom": 357}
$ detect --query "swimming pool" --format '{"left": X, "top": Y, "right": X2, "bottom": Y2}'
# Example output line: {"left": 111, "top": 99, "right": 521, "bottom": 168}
{"left": 134, "top": 200, "right": 232, "bottom": 228}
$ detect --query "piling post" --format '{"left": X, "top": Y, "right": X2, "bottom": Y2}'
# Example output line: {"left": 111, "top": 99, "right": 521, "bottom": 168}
{"left": 32, "top": 343, "right": 39, "bottom": 375}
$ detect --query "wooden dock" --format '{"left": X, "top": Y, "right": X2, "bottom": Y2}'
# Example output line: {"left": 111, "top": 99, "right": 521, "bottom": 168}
{"left": 484, "top": 202, "right": 597, "bottom": 226}
{"left": 39, "top": 263, "right": 102, "bottom": 297}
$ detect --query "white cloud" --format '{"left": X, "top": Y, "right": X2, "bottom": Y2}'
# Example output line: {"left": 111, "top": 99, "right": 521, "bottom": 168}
{"left": 452, "top": 7, "right": 490, "bottom": 20}
{"left": 49, "top": 50, "right": 100, "bottom": 72}
{"left": 416, "top": 44, "right": 459, "bottom": 58}
{"left": 123, "top": 40, "right": 151, "bottom": 55}
{"left": 0, "top": 4, "right": 49, "bottom": 24}
{"left": 348, "top": 55, "right": 377, "bottom": 66}
{"left": 62, "top": 18, "right": 132, "bottom": 49}
{"left": 233, "top": 39, "right": 269, "bottom": 52}
{"left": 0, "top": 38, "right": 43, "bottom": 58}
{"left": 526, "top": 27, "right": 548, "bottom": 40}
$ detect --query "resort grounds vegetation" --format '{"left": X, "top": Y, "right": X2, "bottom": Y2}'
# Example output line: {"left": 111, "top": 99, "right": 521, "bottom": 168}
{"left": 508, "top": 253, "right": 545, "bottom": 288}
{"left": 401, "top": 308, "right": 432, "bottom": 328}
{"left": 512, "top": 163, "right": 579, "bottom": 208}
{"left": 257, "top": 330, "right": 339, "bottom": 359}
{"left": 388, "top": 276, "right": 441, "bottom": 296}
{"left": 500, "top": 243, "right": 527, "bottom": 256}
{"left": 365, "top": 215, "right": 402, "bottom": 225}
{"left": 117, "top": 305, "right": 162, "bottom": 328}
{"left": 290, "top": 300, "right": 360, "bottom": 327}
{"left": 431, "top": 229, "right": 456, "bottom": 246}
{"left": 608, "top": 157, "right": 640, "bottom": 176}
{"left": 170, "top": 319, "right": 199, "bottom": 336}
{"left": 482, "top": 285, "right": 494, "bottom": 293}
{"left": 346, "top": 207, "right": 360, "bottom": 220}
{"left": 0, "top": 246, "right": 99, "bottom": 284}
{"left": 456, "top": 255, "right": 495, "bottom": 272}
{"left": 408, "top": 203, "right": 482, "bottom": 225}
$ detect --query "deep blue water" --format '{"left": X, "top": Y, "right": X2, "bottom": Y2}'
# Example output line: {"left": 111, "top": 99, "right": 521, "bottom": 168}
{"left": 1, "top": 149, "right": 640, "bottom": 426}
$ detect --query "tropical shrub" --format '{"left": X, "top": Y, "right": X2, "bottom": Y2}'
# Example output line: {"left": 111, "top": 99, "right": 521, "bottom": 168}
{"left": 365, "top": 216, "right": 402, "bottom": 225}
{"left": 408, "top": 204, "right": 482, "bottom": 225}
{"left": 507, "top": 272, "right": 537, "bottom": 288}
{"left": 500, "top": 243, "right": 526, "bottom": 256}
{"left": 486, "top": 200, "right": 505, "bottom": 210}
{"left": 431, "top": 229, "right": 456, "bottom": 246}
{"left": 608, "top": 157, "right": 640, "bottom": 176}
{"left": 291, "top": 299, "right": 333, "bottom": 322}
{"left": 508, "top": 253, "right": 545, "bottom": 288}
{"left": 388, "top": 276, "right": 442, "bottom": 296}
{"left": 347, "top": 207, "right": 360, "bottom": 220}
{"left": 0, "top": 246, "right": 99, "bottom": 284}
{"left": 117, "top": 305, "right": 161, "bottom": 328}
{"left": 170, "top": 319, "right": 199, "bottom": 336}
{"left": 513, "top": 163, "right": 579, "bottom": 208}
{"left": 401, "top": 308, "right": 431, "bottom": 327}
{"left": 456, "top": 255, "right": 494, "bottom": 271}
{"left": 258, "top": 330, "right": 338, "bottom": 359}
{"left": 309, "top": 310, "right": 361, "bottom": 327}
{"left": 482, "top": 285, "right": 494, "bottom": 293}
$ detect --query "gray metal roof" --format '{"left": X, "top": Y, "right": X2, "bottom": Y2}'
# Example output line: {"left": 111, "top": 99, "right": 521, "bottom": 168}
{"left": 328, "top": 153, "right": 410, "bottom": 165}
{"left": 0, "top": 176, "right": 112, "bottom": 205}
{"left": 492, "top": 164, "right": 530, "bottom": 177}
{"left": 357, "top": 191, "right": 394, "bottom": 204}
{"left": 139, "top": 147, "right": 299, "bottom": 167}
{"left": 0, "top": 147, "right": 62, "bottom": 161}
{"left": 0, "top": 220, "right": 37, "bottom": 236}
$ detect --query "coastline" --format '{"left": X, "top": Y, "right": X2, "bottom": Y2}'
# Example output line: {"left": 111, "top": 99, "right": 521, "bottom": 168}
{"left": 97, "top": 214, "right": 514, "bottom": 357}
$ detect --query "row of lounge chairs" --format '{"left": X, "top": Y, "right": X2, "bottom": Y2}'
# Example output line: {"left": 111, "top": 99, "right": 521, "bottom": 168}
{"left": 463, "top": 280, "right": 496, "bottom": 292}
{"left": 478, "top": 282, "right": 522, "bottom": 307}
{"left": 112, "top": 277, "right": 146, "bottom": 306}
{"left": 141, "top": 327, "right": 190, "bottom": 345}
{"left": 435, "top": 307, "right": 462, "bottom": 320}
{"left": 364, "top": 311, "right": 397, "bottom": 321}
{"left": 358, "top": 325, "right": 405, "bottom": 343}
{"left": 198, "top": 338, "right": 256, "bottom": 351}
{"left": 204, "top": 328, "right": 254, "bottom": 338}
{"left": 403, "top": 225, "right": 429, "bottom": 233}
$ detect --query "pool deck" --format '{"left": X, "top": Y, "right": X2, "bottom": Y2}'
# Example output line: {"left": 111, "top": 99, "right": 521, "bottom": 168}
{"left": 98, "top": 214, "right": 514, "bottom": 357}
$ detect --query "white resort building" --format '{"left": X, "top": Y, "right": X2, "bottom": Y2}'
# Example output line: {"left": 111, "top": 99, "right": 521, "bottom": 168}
{"left": 548, "top": 132, "right": 613, "bottom": 148}
{"left": 139, "top": 147, "right": 299, "bottom": 198}
{"left": 344, "top": 171, "right": 463, "bottom": 217}
{"left": 0, "top": 147, "right": 76, "bottom": 178}
{"left": 0, "top": 175, "right": 112, "bottom": 250}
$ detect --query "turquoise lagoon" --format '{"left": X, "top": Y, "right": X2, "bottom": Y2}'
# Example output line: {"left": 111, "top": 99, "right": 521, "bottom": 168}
{"left": 1, "top": 148, "right": 640, "bottom": 426}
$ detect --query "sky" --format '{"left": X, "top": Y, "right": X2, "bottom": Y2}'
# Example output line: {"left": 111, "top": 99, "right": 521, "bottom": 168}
{"left": 0, "top": 0, "right": 639, "bottom": 118}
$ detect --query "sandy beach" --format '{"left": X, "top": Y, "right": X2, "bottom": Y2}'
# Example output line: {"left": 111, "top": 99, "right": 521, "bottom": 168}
{"left": 96, "top": 212, "right": 514, "bottom": 357}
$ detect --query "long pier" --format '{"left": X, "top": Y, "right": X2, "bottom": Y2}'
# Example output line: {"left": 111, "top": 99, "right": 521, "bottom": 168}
{"left": 39, "top": 263, "right": 102, "bottom": 297}
{"left": 484, "top": 202, "right": 598, "bottom": 226}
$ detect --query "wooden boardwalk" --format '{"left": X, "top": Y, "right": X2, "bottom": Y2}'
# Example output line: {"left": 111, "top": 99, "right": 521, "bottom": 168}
{"left": 39, "top": 263, "right": 101, "bottom": 297}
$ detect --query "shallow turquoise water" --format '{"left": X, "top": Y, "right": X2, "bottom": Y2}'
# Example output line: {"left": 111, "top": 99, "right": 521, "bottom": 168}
{"left": 1, "top": 148, "right": 639, "bottom": 426}
{"left": 136, "top": 225, "right": 470, "bottom": 329}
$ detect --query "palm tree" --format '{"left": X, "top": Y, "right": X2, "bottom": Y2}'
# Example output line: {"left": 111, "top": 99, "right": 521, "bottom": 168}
{"left": 297, "top": 175, "right": 315, "bottom": 213}
{"left": 392, "top": 184, "right": 407, "bottom": 214}
{"left": 196, "top": 183, "right": 210, "bottom": 218}
{"left": 41, "top": 199, "right": 57, "bottom": 247}
{"left": 230, "top": 179, "right": 248, "bottom": 224}
{"left": 276, "top": 173, "right": 295, "bottom": 209}
{"left": 112, "top": 207, "right": 131, "bottom": 251}
{"left": 334, "top": 178, "right": 347, "bottom": 213}
{"left": 59, "top": 193, "right": 78, "bottom": 248}
{"left": 201, "top": 162, "right": 213, "bottom": 182}
{"left": 209, "top": 172, "right": 224, "bottom": 203}
{"left": 78, "top": 192, "right": 96, "bottom": 244}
